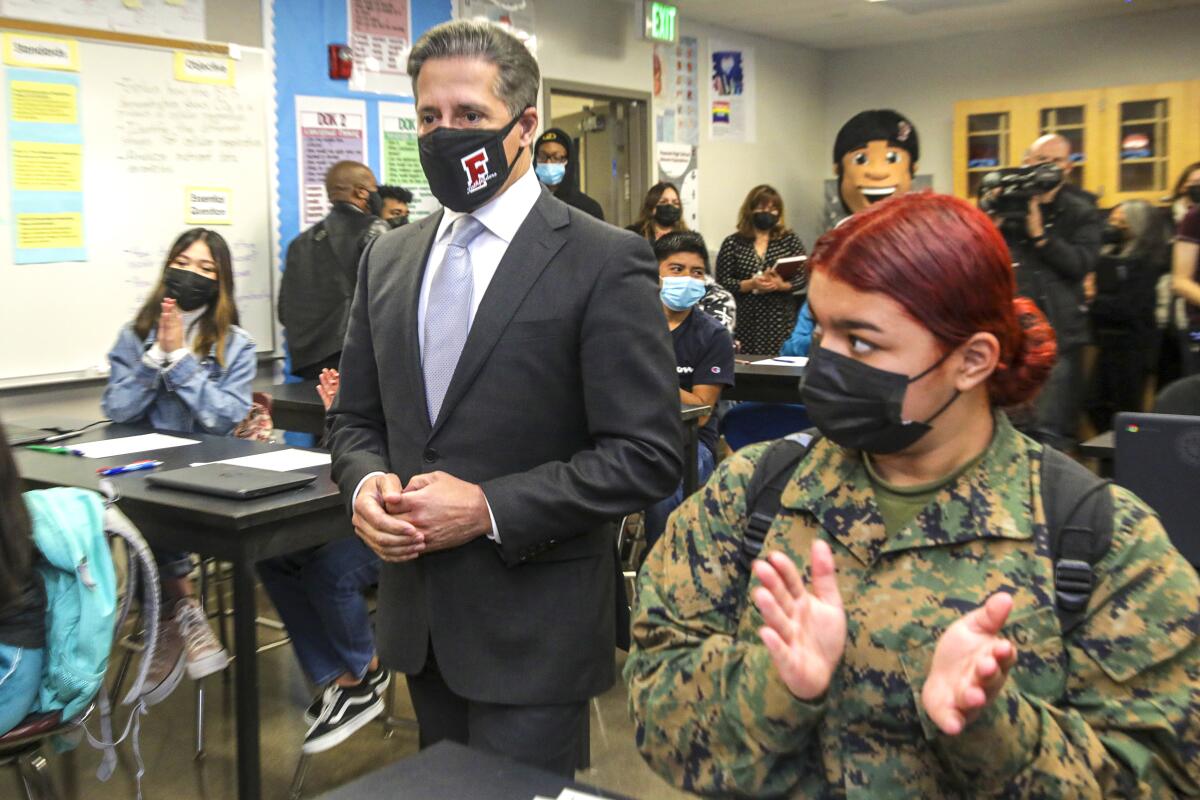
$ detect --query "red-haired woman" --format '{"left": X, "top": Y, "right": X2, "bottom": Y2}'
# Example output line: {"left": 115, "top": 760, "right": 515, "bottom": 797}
{"left": 626, "top": 193, "right": 1200, "bottom": 797}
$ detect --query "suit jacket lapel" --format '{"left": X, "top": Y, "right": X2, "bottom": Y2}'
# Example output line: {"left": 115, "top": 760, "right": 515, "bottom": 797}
{"left": 429, "top": 192, "right": 568, "bottom": 439}
{"left": 390, "top": 212, "right": 441, "bottom": 433}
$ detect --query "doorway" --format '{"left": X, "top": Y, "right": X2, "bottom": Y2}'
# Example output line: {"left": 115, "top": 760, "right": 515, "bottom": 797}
{"left": 542, "top": 81, "right": 652, "bottom": 228}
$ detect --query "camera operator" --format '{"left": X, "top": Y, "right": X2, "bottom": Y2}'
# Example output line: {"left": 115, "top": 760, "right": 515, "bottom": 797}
{"left": 991, "top": 134, "right": 1101, "bottom": 451}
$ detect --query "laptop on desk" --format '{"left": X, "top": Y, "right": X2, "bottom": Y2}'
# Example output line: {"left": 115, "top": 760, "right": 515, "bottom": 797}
{"left": 1114, "top": 412, "right": 1200, "bottom": 567}
{"left": 147, "top": 463, "right": 316, "bottom": 500}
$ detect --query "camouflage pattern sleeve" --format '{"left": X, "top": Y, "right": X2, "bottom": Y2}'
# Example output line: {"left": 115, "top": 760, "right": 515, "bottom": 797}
{"left": 624, "top": 445, "right": 824, "bottom": 797}
{"left": 914, "top": 486, "right": 1200, "bottom": 796}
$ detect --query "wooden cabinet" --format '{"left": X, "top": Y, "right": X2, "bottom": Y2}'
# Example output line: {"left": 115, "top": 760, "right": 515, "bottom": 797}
{"left": 954, "top": 81, "right": 1200, "bottom": 207}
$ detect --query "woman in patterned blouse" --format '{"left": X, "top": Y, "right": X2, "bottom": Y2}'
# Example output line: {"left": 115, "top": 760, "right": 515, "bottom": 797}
{"left": 716, "top": 185, "right": 807, "bottom": 354}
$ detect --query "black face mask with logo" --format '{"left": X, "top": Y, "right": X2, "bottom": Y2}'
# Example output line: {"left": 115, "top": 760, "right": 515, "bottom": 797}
{"left": 800, "top": 346, "right": 960, "bottom": 454}
{"left": 418, "top": 111, "right": 526, "bottom": 212}
{"left": 164, "top": 268, "right": 218, "bottom": 312}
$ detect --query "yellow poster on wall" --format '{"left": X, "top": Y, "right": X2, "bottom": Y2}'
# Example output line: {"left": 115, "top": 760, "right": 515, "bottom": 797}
{"left": 11, "top": 142, "right": 83, "bottom": 192}
{"left": 16, "top": 213, "right": 84, "bottom": 250}
{"left": 10, "top": 81, "right": 78, "bottom": 124}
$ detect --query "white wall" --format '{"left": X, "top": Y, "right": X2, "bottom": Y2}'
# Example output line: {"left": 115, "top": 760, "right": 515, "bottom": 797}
{"left": 823, "top": 6, "right": 1200, "bottom": 200}
{"left": 534, "top": 0, "right": 828, "bottom": 249}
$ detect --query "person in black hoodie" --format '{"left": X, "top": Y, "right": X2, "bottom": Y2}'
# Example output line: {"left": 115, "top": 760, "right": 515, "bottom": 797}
{"left": 279, "top": 161, "right": 388, "bottom": 379}
{"left": 534, "top": 128, "right": 605, "bottom": 220}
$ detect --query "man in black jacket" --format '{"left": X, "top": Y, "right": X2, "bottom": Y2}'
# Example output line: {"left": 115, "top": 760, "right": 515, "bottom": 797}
{"left": 1004, "top": 134, "right": 1101, "bottom": 450}
{"left": 279, "top": 161, "right": 388, "bottom": 379}
{"left": 533, "top": 127, "right": 605, "bottom": 221}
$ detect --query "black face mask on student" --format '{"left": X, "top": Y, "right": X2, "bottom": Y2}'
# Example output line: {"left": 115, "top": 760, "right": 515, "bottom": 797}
{"left": 1101, "top": 225, "right": 1125, "bottom": 246}
{"left": 387, "top": 215, "right": 409, "bottom": 230}
{"left": 752, "top": 211, "right": 779, "bottom": 231}
{"left": 654, "top": 204, "right": 682, "bottom": 226}
{"left": 418, "top": 111, "right": 527, "bottom": 212}
{"left": 164, "top": 268, "right": 218, "bottom": 312}
{"left": 800, "top": 346, "right": 960, "bottom": 454}
{"left": 1187, "top": 185, "right": 1200, "bottom": 204}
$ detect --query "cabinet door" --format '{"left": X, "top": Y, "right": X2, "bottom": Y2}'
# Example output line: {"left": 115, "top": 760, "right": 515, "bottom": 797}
{"left": 953, "top": 98, "right": 1019, "bottom": 200}
{"left": 1103, "top": 82, "right": 1190, "bottom": 205}
{"left": 1026, "top": 90, "right": 1103, "bottom": 200}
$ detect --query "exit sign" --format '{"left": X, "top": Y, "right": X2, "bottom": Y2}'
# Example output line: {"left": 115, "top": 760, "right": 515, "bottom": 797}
{"left": 643, "top": 1, "right": 678, "bottom": 44}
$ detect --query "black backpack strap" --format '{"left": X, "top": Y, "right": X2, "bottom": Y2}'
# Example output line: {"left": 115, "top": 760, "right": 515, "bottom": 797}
{"left": 739, "top": 429, "right": 821, "bottom": 573}
{"left": 1040, "top": 446, "right": 1114, "bottom": 636}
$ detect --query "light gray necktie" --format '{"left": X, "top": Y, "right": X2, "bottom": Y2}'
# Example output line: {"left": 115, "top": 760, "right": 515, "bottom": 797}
{"left": 423, "top": 215, "right": 484, "bottom": 424}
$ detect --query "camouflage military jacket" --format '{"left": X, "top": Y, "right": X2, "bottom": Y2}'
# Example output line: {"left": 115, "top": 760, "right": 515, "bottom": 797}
{"left": 626, "top": 413, "right": 1200, "bottom": 798}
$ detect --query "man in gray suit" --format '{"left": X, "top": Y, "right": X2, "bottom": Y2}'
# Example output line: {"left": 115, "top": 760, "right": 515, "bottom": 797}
{"left": 326, "top": 20, "right": 682, "bottom": 775}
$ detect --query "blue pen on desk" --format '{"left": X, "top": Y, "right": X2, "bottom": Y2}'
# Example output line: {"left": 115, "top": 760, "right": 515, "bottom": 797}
{"left": 97, "top": 460, "right": 163, "bottom": 477}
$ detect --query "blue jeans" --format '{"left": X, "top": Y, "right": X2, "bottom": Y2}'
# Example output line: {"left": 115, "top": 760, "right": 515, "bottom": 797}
{"left": 257, "top": 537, "right": 381, "bottom": 685}
{"left": 643, "top": 443, "right": 716, "bottom": 553}
{"left": 0, "top": 644, "right": 44, "bottom": 735}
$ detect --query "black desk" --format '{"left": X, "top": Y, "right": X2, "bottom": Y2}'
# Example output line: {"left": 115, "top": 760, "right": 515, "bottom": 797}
{"left": 727, "top": 355, "right": 806, "bottom": 403}
{"left": 15, "top": 424, "right": 347, "bottom": 800}
{"left": 316, "top": 740, "right": 632, "bottom": 800}
{"left": 1080, "top": 431, "right": 1115, "bottom": 460}
{"left": 270, "top": 382, "right": 711, "bottom": 496}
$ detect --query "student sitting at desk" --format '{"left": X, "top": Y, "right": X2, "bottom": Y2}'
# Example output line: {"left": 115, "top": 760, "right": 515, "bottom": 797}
{"left": 257, "top": 368, "right": 389, "bottom": 755}
{"left": 101, "top": 228, "right": 253, "bottom": 701}
{"left": 643, "top": 232, "right": 735, "bottom": 552}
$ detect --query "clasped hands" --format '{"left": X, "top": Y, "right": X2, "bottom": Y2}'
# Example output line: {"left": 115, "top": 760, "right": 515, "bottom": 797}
{"left": 352, "top": 471, "right": 491, "bottom": 563}
{"left": 752, "top": 541, "right": 1017, "bottom": 736}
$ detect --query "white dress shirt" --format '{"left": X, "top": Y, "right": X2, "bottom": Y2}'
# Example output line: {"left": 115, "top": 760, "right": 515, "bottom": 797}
{"left": 354, "top": 165, "right": 543, "bottom": 543}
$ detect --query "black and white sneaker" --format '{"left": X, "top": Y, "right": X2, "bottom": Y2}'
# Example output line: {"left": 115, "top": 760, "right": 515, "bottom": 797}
{"left": 302, "top": 682, "right": 384, "bottom": 754}
{"left": 304, "top": 666, "right": 390, "bottom": 725}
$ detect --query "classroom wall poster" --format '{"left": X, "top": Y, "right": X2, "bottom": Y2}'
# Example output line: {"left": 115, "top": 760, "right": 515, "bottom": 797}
{"left": 0, "top": 0, "right": 206, "bottom": 42}
{"left": 656, "top": 142, "right": 698, "bottom": 232}
{"left": 653, "top": 35, "right": 699, "bottom": 147}
{"left": 346, "top": 0, "right": 414, "bottom": 96}
{"left": 452, "top": 0, "right": 537, "bottom": 53}
{"left": 5, "top": 58, "right": 86, "bottom": 264}
{"left": 294, "top": 96, "right": 367, "bottom": 229}
{"left": 709, "top": 39, "right": 755, "bottom": 144}
{"left": 377, "top": 100, "right": 439, "bottom": 221}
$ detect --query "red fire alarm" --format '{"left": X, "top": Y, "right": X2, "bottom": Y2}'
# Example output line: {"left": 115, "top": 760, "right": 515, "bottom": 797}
{"left": 328, "top": 44, "right": 352, "bottom": 80}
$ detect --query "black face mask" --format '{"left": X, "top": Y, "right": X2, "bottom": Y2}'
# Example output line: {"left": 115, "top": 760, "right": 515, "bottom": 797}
{"left": 800, "top": 346, "right": 960, "bottom": 454}
{"left": 752, "top": 211, "right": 779, "bottom": 231}
{"left": 366, "top": 190, "right": 384, "bottom": 217}
{"left": 418, "top": 112, "right": 526, "bottom": 212}
{"left": 1187, "top": 185, "right": 1200, "bottom": 204}
{"left": 1101, "top": 225, "right": 1125, "bottom": 246}
{"left": 654, "top": 204, "right": 682, "bottom": 226}
{"left": 387, "top": 215, "right": 409, "bottom": 230}
{"left": 164, "top": 268, "right": 218, "bottom": 312}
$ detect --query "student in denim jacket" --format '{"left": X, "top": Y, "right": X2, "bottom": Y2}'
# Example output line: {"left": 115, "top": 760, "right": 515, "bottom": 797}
{"left": 102, "top": 228, "right": 253, "bottom": 703}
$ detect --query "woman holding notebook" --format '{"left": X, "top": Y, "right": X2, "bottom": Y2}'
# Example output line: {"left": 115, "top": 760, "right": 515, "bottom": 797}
{"left": 101, "top": 228, "right": 253, "bottom": 703}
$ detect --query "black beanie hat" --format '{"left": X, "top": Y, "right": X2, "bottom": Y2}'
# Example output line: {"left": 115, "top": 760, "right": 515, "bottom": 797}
{"left": 833, "top": 109, "right": 919, "bottom": 167}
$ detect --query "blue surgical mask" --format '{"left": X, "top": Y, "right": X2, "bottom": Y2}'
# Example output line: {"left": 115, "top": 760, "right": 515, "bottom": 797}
{"left": 660, "top": 276, "right": 706, "bottom": 311}
{"left": 534, "top": 162, "right": 566, "bottom": 186}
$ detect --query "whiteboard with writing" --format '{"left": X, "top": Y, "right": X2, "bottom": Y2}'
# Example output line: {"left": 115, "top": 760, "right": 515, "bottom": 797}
{"left": 0, "top": 37, "right": 275, "bottom": 386}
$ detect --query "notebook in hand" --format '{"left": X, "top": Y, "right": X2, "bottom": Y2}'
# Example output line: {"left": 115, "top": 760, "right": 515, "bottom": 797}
{"left": 147, "top": 463, "right": 316, "bottom": 500}
{"left": 771, "top": 255, "right": 808, "bottom": 282}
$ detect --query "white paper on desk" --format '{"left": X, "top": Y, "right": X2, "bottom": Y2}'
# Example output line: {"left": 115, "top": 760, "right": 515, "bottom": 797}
{"left": 556, "top": 790, "right": 608, "bottom": 800}
{"left": 73, "top": 434, "right": 200, "bottom": 459}
{"left": 209, "top": 449, "right": 331, "bottom": 472}
{"left": 751, "top": 356, "right": 809, "bottom": 367}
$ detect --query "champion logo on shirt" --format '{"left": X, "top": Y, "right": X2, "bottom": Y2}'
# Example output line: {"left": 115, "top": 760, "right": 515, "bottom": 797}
{"left": 711, "top": 366, "right": 721, "bottom": 374}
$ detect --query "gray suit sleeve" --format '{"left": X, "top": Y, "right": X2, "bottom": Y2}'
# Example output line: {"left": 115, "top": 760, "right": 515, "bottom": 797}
{"left": 327, "top": 236, "right": 390, "bottom": 511}
{"left": 481, "top": 233, "right": 685, "bottom": 566}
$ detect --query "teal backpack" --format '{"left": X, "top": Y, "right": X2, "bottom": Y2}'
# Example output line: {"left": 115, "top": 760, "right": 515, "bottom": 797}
{"left": 24, "top": 487, "right": 117, "bottom": 722}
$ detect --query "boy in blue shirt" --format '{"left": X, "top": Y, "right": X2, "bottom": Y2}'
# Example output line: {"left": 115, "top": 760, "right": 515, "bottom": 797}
{"left": 644, "top": 232, "right": 735, "bottom": 550}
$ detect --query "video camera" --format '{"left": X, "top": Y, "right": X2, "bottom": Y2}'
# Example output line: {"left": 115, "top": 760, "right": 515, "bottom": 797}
{"left": 978, "top": 163, "right": 1064, "bottom": 237}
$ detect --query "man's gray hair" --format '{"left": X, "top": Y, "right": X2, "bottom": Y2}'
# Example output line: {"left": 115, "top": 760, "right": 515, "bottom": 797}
{"left": 407, "top": 20, "right": 540, "bottom": 119}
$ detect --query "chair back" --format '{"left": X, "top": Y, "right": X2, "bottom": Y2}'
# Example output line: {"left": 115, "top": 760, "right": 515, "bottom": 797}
{"left": 721, "top": 402, "right": 812, "bottom": 452}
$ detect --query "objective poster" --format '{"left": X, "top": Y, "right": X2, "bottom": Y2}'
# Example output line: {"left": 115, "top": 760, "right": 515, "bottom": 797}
{"left": 709, "top": 38, "right": 755, "bottom": 144}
